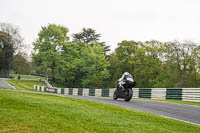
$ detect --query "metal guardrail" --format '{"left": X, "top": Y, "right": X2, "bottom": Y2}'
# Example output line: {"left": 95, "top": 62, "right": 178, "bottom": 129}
{"left": 34, "top": 85, "right": 200, "bottom": 102}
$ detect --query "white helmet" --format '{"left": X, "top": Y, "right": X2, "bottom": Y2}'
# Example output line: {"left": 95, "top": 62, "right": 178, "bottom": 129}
{"left": 124, "top": 72, "right": 129, "bottom": 76}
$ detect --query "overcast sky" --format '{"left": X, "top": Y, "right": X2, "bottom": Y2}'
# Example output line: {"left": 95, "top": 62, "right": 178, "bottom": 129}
{"left": 1, "top": 0, "right": 200, "bottom": 53}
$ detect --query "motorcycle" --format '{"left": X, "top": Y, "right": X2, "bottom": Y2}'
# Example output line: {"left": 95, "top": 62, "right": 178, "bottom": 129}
{"left": 113, "top": 76, "right": 136, "bottom": 102}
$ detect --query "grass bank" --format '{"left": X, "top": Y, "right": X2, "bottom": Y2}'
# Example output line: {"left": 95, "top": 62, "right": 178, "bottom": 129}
{"left": 6, "top": 79, "right": 66, "bottom": 91}
{"left": 6, "top": 79, "right": 46, "bottom": 91}
{"left": 13, "top": 74, "right": 46, "bottom": 80}
{"left": 0, "top": 88, "right": 199, "bottom": 133}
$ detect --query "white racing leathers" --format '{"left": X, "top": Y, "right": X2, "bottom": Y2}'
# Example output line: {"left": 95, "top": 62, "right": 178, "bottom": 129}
{"left": 117, "top": 73, "right": 134, "bottom": 90}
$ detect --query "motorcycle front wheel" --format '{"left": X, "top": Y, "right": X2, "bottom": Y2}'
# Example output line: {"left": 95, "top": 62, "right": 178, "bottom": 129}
{"left": 124, "top": 88, "right": 133, "bottom": 102}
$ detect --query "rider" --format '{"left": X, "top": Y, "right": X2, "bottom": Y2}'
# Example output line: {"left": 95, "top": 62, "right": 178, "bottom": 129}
{"left": 117, "top": 72, "right": 134, "bottom": 91}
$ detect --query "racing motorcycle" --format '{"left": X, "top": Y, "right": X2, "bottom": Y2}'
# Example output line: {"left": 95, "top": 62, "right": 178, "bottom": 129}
{"left": 113, "top": 72, "right": 136, "bottom": 102}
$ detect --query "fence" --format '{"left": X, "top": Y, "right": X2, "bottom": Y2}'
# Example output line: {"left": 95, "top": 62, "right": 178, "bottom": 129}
{"left": 34, "top": 85, "right": 200, "bottom": 102}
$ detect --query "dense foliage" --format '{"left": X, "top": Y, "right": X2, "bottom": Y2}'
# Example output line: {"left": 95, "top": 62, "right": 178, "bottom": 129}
{"left": 12, "top": 52, "right": 32, "bottom": 74}
{"left": 108, "top": 40, "right": 200, "bottom": 88}
{"left": 32, "top": 24, "right": 110, "bottom": 88}
{"left": 0, "top": 31, "right": 14, "bottom": 77}
{"left": 0, "top": 22, "right": 30, "bottom": 77}
{"left": 32, "top": 24, "right": 200, "bottom": 88}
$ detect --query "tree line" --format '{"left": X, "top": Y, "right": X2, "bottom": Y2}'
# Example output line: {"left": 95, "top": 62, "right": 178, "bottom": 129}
{"left": 1, "top": 23, "right": 200, "bottom": 88}
{"left": 108, "top": 40, "right": 200, "bottom": 88}
{"left": 32, "top": 24, "right": 200, "bottom": 88}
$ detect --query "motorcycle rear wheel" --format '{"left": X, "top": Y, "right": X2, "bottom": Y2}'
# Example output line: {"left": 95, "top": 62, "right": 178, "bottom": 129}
{"left": 113, "top": 90, "right": 118, "bottom": 100}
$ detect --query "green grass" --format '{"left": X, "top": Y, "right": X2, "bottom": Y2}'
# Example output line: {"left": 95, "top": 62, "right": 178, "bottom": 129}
{"left": 48, "top": 81, "right": 66, "bottom": 88}
{"left": 6, "top": 79, "right": 46, "bottom": 91}
{"left": 0, "top": 88, "right": 199, "bottom": 133}
{"left": 13, "top": 74, "right": 46, "bottom": 80}
{"left": 12, "top": 74, "right": 66, "bottom": 88}
{"left": 5, "top": 79, "right": 66, "bottom": 91}
{"left": 137, "top": 98, "right": 200, "bottom": 107}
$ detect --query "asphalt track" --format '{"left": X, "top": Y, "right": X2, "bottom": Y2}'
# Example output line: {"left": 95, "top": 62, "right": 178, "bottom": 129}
{"left": 0, "top": 79, "right": 15, "bottom": 89}
{"left": 63, "top": 95, "right": 200, "bottom": 126}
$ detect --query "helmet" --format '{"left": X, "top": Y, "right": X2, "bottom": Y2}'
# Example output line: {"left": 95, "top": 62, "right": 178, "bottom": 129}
{"left": 123, "top": 72, "right": 129, "bottom": 76}
{"left": 123, "top": 72, "right": 133, "bottom": 79}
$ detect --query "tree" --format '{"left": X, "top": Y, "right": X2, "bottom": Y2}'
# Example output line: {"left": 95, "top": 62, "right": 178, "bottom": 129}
{"left": 106, "top": 52, "right": 122, "bottom": 87}
{"left": 139, "top": 40, "right": 166, "bottom": 88}
{"left": 109, "top": 40, "right": 166, "bottom": 88}
{"left": 0, "top": 22, "right": 25, "bottom": 77}
{"left": 0, "top": 22, "right": 24, "bottom": 54}
{"left": 58, "top": 42, "right": 87, "bottom": 87}
{"left": 12, "top": 52, "right": 31, "bottom": 74}
{"left": 72, "top": 28, "right": 101, "bottom": 45}
{"left": 59, "top": 42, "right": 110, "bottom": 88}
{"left": 163, "top": 40, "right": 200, "bottom": 87}
{"left": 107, "top": 40, "right": 140, "bottom": 87}
{"left": 72, "top": 28, "right": 110, "bottom": 55}
{"left": 0, "top": 31, "right": 14, "bottom": 77}
{"left": 79, "top": 43, "right": 110, "bottom": 88}
{"left": 32, "top": 24, "right": 69, "bottom": 81}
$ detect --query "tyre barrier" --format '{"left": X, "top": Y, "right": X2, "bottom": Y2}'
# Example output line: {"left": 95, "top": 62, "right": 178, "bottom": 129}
{"left": 34, "top": 85, "right": 200, "bottom": 102}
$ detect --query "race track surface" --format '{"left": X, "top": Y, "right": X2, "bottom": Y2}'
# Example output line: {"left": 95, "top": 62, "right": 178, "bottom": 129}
{"left": 0, "top": 79, "right": 15, "bottom": 89}
{"left": 63, "top": 95, "right": 200, "bottom": 126}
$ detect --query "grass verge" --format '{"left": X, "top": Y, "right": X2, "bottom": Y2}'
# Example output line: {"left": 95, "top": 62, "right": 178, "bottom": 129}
{"left": 137, "top": 98, "right": 200, "bottom": 107}
{"left": 0, "top": 88, "right": 199, "bottom": 133}
{"left": 12, "top": 74, "right": 66, "bottom": 88}
{"left": 49, "top": 81, "right": 66, "bottom": 88}
{"left": 6, "top": 79, "right": 46, "bottom": 91}
{"left": 13, "top": 74, "right": 46, "bottom": 80}
{"left": 6, "top": 79, "right": 66, "bottom": 90}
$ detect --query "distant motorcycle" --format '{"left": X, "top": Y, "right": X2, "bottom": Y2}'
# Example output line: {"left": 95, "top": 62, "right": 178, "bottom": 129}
{"left": 113, "top": 72, "right": 136, "bottom": 102}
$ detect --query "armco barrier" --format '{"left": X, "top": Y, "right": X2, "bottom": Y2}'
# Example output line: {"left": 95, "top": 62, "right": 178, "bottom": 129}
{"left": 102, "top": 89, "right": 109, "bottom": 97}
{"left": 139, "top": 88, "right": 151, "bottom": 98}
{"left": 182, "top": 88, "right": 200, "bottom": 102}
{"left": 83, "top": 88, "right": 89, "bottom": 96}
{"left": 89, "top": 88, "right": 95, "bottom": 96}
{"left": 69, "top": 88, "right": 73, "bottom": 95}
{"left": 73, "top": 88, "right": 78, "bottom": 96}
{"left": 78, "top": 88, "right": 83, "bottom": 96}
{"left": 151, "top": 88, "right": 166, "bottom": 100}
{"left": 34, "top": 85, "right": 200, "bottom": 102}
{"left": 166, "top": 88, "right": 182, "bottom": 100}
